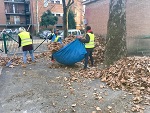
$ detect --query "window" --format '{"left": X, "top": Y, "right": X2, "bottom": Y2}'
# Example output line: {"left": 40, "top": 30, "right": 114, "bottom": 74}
{"left": 44, "top": 0, "right": 48, "bottom": 7}
{"left": 6, "top": 16, "right": 10, "bottom": 20}
{"left": 56, "top": 14, "right": 60, "bottom": 17}
{"left": 51, "top": 0, "right": 54, "bottom": 3}
{"left": 68, "top": 32, "right": 71, "bottom": 35}
{"left": 55, "top": 0, "right": 60, "bottom": 4}
{"left": 14, "top": 16, "right": 20, "bottom": 24}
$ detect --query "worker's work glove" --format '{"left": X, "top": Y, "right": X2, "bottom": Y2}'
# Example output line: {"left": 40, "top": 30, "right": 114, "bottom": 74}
{"left": 76, "top": 35, "right": 82, "bottom": 39}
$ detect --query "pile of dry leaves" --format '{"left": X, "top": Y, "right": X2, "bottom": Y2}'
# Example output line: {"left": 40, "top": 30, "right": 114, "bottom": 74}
{"left": 93, "top": 35, "right": 105, "bottom": 64}
{"left": 100, "top": 56, "right": 150, "bottom": 112}
{"left": 47, "top": 36, "right": 76, "bottom": 54}
{"left": 69, "top": 56, "right": 150, "bottom": 112}
{"left": 0, "top": 53, "right": 44, "bottom": 68}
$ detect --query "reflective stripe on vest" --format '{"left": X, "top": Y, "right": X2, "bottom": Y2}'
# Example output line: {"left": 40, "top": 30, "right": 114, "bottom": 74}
{"left": 85, "top": 33, "right": 95, "bottom": 48}
{"left": 18, "top": 31, "right": 32, "bottom": 47}
{"left": 54, "top": 35, "right": 60, "bottom": 42}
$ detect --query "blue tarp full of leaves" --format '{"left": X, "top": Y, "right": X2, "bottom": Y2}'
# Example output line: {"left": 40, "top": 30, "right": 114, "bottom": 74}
{"left": 53, "top": 39, "right": 87, "bottom": 65}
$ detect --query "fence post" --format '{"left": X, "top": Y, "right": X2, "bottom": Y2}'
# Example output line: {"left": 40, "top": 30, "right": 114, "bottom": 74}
{"left": 2, "top": 33, "right": 8, "bottom": 54}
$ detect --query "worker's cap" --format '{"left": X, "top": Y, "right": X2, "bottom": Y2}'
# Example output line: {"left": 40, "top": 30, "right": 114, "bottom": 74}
{"left": 19, "top": 27, "right": 26, "bottom": 32}
{"left": 86, "top": 26, "right": 91, "bottom": 31}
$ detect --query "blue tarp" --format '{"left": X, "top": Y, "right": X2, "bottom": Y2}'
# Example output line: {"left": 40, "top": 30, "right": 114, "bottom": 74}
{"left": 53, "top": 39, "right": 87, "bottom": 65}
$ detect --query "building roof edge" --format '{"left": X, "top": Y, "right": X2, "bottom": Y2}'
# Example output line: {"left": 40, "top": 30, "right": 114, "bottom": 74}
{"left": 82, "top": 0, "right": 97, "bottom": 5}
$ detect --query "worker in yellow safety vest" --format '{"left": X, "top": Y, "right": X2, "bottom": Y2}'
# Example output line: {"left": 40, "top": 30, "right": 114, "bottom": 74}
{"left": 18, "top": 27, "right": 35, "bottom": 68}
{"left": 50, "top": 29, "right": 62, "bottom": 63}
{"left": 77, "top": 26, "right": 95, "bottom": 69}
{"left": 50, "top": 29, "right": 62, "bottom": 43}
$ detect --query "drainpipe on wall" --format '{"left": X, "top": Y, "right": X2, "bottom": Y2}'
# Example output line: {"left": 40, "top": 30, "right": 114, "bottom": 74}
{"left": 36, "top": 0, "right": 39, "bottom": 34}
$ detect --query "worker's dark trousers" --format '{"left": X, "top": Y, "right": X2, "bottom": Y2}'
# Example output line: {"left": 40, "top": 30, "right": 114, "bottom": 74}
{"left": 84, "top": 48, "right": 94, "bottom": 69}
{"left": 51, "top": 54, "right": 54, "bottom": 61}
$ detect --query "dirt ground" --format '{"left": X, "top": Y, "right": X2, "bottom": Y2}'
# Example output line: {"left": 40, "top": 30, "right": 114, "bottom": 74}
{"left": 0, "top": 58, "right": 149, "bottom": 113}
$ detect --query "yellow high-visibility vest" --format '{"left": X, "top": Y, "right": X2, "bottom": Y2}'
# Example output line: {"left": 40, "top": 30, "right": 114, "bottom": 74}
{"left": 85, "top": 33, "right": 95, "bottom": 48}
{"left": 54, "top": 35, "right": 60, "bottom": 42}
{"left": 18, "top": 31, "right": 32, "bottom": 47}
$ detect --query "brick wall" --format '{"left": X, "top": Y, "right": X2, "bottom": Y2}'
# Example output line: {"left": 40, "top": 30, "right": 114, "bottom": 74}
{"left": 84, "top": 0, "right": 150, "bottom": 37}
{"left": 126, "top": 0, "right": 150, "bottom": 37}
{"left": 84, "top": 0, "right": 109, "bottom": 35}
{"left": 0, "top": 0, "right": 6, "bottom": 28}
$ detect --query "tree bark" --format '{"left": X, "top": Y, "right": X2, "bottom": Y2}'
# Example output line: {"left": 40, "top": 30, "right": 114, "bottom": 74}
{"left": 104, "top": 0, "right": 127, "bottom": 66}
{"left": 63, "top": 6, "right": 69, "bottom": 38}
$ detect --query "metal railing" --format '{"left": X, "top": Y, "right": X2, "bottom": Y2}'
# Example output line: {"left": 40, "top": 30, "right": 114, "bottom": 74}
{"left": 5, "top": 10, "right": 25, "bottom": 14}
{"left": 5, "top": 10, "right": 30, "bottom": 15}
{"left": 6, "top": 21, "right": 30, "bottom": 25}
{"left": 1, "top": 33, "right": 49, "bottom": 54}
{"left": 4, "top": 0, "right": 24, "bottom": 2}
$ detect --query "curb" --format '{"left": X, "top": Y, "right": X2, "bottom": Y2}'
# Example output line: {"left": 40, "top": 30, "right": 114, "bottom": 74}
{"left": 0, "top": 53, "right": 7, "bottom": 75}
{"left": 0, "top": 66, "right": 2, "bottom": 75}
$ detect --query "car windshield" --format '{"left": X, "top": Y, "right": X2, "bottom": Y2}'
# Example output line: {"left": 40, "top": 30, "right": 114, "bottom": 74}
{"left": 60, "top": 30, "right": 81, "bottom": 37}
{"left": 72, "top": 31, "right": 77, "bottom": 35}
{"left": 42, "top": 30, "right": 51, "bottom": 35}
{"left": 60, "top": 32, "right": 64, "bottom": 36}
{"left": 5, "top": 29, "right": 11, "bottom": 31}
{"left": 59, "top": 30, "right": 63, "bottom": 34}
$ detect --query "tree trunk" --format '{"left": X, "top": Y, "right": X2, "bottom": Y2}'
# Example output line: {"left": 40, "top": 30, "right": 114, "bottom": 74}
{"left": 104, "top": 0, "right": 127, "bottom": 66}
{"left": 63, "top": 7, "right": 69, "bottom": 38}
{"left": 62, "top": 0, "right": 74, "bottom": 39}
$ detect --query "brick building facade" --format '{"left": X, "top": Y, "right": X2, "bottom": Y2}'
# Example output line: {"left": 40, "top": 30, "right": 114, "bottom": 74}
{"left": 32, "top": 0, "right": 84, "bottom": 30}
{"left": 83, "top": 0, "right": 150, "bottom": 37}
{"left": 0, "top": 0, "right": 31, "bottom": 31}
{"left": 0, "top": 0, "right": 84, "bottom": 32}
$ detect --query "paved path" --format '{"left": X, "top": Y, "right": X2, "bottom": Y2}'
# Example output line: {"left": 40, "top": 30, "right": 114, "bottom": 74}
{"left": 0, "top": 53, "right": 7, "bottom": 76}
{"left": 0, "top": 67, "right": 2, "bottom": 76}
{"left": 0, "top": 59, "right": 150, "bottom": 113}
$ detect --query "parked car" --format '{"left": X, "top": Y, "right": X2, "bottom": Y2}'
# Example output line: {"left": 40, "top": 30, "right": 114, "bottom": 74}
{"left": 0, "top": 30, "right": 9, "bottom": 40}
{"left": 58, "top": 30, "right": 63, "bottom": 35}
{"left": 0, "top": 30, "right": 2, "bottom": 40}
{"left": 13, "top": 28, "right": 19, "bottom": 34}
{"left": 39, "top": 30, "right": 51, "bottom": 39}
{"left": 4, "top": 29, "right": 12, "bottom": 34}
{"left": 60, "top": 29, "right": 82, "bottom": 39}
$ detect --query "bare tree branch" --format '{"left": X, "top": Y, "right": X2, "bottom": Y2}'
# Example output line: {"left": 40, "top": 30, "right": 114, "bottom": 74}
{"left": 67, "top": 0, "right": 74, "bottom": 8}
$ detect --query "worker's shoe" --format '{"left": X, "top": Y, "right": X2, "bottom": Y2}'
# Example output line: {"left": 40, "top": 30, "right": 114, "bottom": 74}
{"left": 51, "top": 60, "right": 55, "bottom": 63}
{"left": 32, "top": 61, "right": 36, "bottom": 65}
{"left": 83, "top": 66, "right": 87, "bottom": 70}
{"left": 91, "top": 64, "right": 96, "bottom": 68}
{"left": 21, "top": 63, "right": 27, "bottom": 68}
